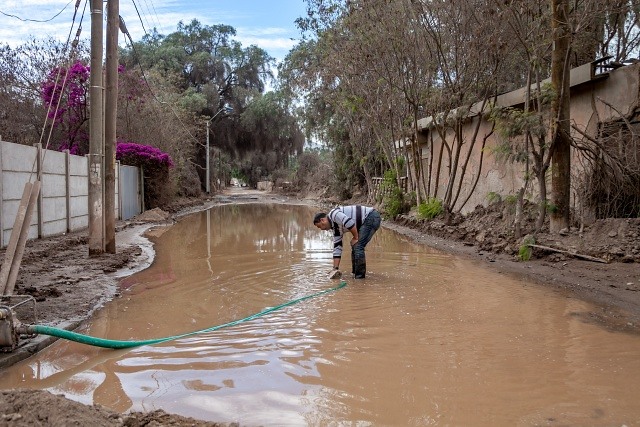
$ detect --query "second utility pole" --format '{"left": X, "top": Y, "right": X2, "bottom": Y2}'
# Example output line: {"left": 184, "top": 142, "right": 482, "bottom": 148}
{"left": 88, "top": 0, "right": 104, "bottom": 256}
{"left": 104, "top": 0, "right": 119, "bottom": 253}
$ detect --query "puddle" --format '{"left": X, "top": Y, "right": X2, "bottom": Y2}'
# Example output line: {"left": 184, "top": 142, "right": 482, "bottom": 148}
{"left": 1, "top": 204, "right": 639, "bottom": 426}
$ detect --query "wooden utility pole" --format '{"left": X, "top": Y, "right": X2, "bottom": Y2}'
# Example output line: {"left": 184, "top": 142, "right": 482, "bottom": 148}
{"left": 89, "top": 0, "right": 104, "bottom": 255}
{"left": 104, "top": 0, "right": 119, "bottom": 253}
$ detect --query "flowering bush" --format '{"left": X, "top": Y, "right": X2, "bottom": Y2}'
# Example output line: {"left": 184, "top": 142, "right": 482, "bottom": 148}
{"left": 116, "top": 141, "right": 174, "bottom": 170}
{"left": 41, "top": 61, "right": 91, "bottom": 152}
{"left": 41, "top": 61, "right": 138, "bottom": 154}
{"left": 41, "top": 61, "right": 89, "bottom": 123}
{"left": 117, "top": 141, "right": 174, "bottom": 208}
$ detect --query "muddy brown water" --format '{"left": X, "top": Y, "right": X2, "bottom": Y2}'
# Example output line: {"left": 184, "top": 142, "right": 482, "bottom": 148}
{"left": 1, "top": 203, "right": 639, "bottom": 426}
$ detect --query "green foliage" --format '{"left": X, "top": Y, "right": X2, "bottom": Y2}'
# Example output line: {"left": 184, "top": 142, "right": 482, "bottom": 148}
{"left": 381, "top": 169, "right": 397, "bottom": 191}
{"left": 342, "top": 95, "right": 364, "bottom": 113}
{"left": 487, "top": 192, "right": 502, "bottom": 204}
{"left": 538, "top": 83, "right": 557, "bottom": 106}
{"left": 518, "top": 245, "right": 532, "bottom": 261}
{"left": 490, "top": 106, "right": 544, "bottom": 139}
{"left": 545, "top": 200, "right": 558, "bottom": 213}
{"left": 504, "top": 194, "right": 518, "bottom": 205}
{"left": 518, "top": 235, "right": 536, "bottom": 261}
{"left": 380, "top": 169, "right": 406, "bottom": 219}
{"left": 178, "top": 88, "right": 207, "bottom": 113}
{"left": 121, "top": 19, "right": 286, "bottom": 174}
{"left": 383, "top": 189, "right": 405, "bottom": 218}
{"left": 417, "top": 197, "right": 443, "bottom": 219}
{"left": 488, "top": 105, "right": 544, "bottom": 164}
{"left": 231, "top": 168, "right": 248, "bottom": 182}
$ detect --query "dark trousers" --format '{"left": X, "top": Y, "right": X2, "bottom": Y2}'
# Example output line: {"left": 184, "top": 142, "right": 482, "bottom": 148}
{"left": 351, "top": 210, "right": 381, "bottom": 278}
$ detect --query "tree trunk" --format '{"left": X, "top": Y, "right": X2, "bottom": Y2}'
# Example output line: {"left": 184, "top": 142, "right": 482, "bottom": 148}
{"left": 535, "top": 157, "right": 548, "bottom": 231}
{"left": 550, "top": 0, "right": 572, "bottom": 232}
{"left": 412, "top": 112, "right": 425, "bottom": 205}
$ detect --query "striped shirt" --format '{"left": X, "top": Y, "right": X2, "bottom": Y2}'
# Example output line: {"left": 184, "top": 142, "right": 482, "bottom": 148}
{"left": 327, "top": 205, "right": 375, "bottom": 258}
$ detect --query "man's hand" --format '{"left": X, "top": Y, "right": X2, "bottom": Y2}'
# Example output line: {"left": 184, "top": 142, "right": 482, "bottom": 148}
{"left": 328, "top": 268, "right": 342, "bottom": 279}
{"left": 349, "top": 226, "right": 359, "bottom": 247}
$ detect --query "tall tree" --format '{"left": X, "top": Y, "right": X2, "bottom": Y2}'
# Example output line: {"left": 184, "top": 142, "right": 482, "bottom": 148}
{"left": 120, "top": 19, "right": 303, "bottom": 191}
{"left": 0, "top": 38, "right": 88, "bottom": 146}
{"left": 550, "top": 0, "right": 572, "bottom": 232}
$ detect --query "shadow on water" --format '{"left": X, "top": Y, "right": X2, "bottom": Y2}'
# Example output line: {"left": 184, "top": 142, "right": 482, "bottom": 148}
{"left": 1, "top": 203, "right": 640, "bottom": 426}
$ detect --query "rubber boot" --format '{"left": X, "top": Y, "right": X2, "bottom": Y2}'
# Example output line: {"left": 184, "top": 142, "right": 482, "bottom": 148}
{"left": 351, "top": 250, "right": 356, "bottom": 276}
{"left": 354, "top": 258, "right": 366, "bottom": 279}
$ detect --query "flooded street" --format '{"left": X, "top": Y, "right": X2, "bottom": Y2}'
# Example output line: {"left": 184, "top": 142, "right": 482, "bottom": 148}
{"left": 1, "top": 203, "right": 639, "bottom": 426}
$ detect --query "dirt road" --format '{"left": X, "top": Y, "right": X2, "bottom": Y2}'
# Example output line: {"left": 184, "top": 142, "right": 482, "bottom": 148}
{"left": 0, "top": 188, "right": 637, "bottom": 426}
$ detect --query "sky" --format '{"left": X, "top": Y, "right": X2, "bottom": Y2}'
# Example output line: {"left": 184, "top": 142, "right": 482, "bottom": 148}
{"left": 0, "top": 0, "right": 308, "bottom": 64}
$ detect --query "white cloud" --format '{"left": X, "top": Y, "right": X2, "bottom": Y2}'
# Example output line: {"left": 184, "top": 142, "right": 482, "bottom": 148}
{"left": 238, "top": 36, "right": 298, "bottom": 51}
{"left": 246, "top": 27, "right": 289, "bottom": 36}
{"left": 0, "top": 0, "right": 300, "bottom": 63}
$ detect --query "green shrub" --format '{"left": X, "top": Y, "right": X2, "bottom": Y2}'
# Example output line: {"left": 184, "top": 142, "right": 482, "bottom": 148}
{"left": 505, "top": 194, "right": 518, "bottom": 205}
{"left": 417, "top": 197, "right": 443, "bottom": 219}
{"left": 545, "top": 200, "right": 558, "bottom": 213}
{"left": 518, "top": 245, "right": 532, "bottom": 261}
{"left": 383, "top": 188, "right": 405, "bottom": 218}
{"left": 518, "top": 235, "right": 536, "bottom": 261}
{"left": 380, "top": 169, "right": 407, "bottom": 218}
{"left": 487, "top": 192, "right": 502, "bottom": 204}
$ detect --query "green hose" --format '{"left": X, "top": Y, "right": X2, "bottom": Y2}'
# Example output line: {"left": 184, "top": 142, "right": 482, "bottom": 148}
{"left": 27, "top": 281, "right": 347, "bottom": 349}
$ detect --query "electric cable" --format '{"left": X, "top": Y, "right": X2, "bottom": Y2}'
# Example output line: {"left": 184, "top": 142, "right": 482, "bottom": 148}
{"left": 119, "top": 16, "right": 203, "bottom": 147}
{"left": 0, "top": 1, "right": 75, "bottom": 22}
{"left": 130, "top": 0, "right": 148, "bottom": 35}
{"left": 23, "top": 281, "right": 347, "bottom": 349}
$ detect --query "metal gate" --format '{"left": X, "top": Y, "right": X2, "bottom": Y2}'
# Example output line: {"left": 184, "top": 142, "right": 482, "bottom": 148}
{"left": 119, "top": 165, "right": 142, "bottom": 220}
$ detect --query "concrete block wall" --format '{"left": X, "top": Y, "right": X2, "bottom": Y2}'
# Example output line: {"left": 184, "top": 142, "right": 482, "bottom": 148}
{"left": 0, "top": 140, "right": 138, "bottom": 248}
{"left": 0, "top": 143, "right": 40, "bottom": 244}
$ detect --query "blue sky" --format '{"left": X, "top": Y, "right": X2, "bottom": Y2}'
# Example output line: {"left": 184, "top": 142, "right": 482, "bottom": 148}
{"left": 0, "top": 0, "right": 307, "bottom": 64}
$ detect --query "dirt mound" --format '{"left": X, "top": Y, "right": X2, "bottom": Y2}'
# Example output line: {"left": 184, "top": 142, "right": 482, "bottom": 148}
{"left": 132, "top": 207, "right": 171, "bottom": 222}
{"left": 396, "top": 201, "right": 640, "bottom": 263}
{"left": 0, "top": 389, "right": 233, "bottom": 426}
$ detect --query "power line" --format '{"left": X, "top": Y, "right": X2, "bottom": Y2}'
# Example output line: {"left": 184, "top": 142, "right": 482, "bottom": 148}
{"left": 0, "top": 0, "right": 76, "bottom": 23}
{"left": 130, "top": 0, "right": 148, "bottom": 35}
{"left": 119, "top": 16, "right": 203, "bottom": 147}
{"left": 36, "top": 0, "right": 87, "bottom": 179}
{"left": 139, "top": 0, "right": 163, "bottom": 34}
{"left": 122, "top": 1, "right": 203, "bottom": 145}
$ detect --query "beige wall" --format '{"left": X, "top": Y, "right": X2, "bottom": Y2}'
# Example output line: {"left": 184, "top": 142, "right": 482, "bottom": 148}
{"left": 413, "top": 62, "right": 640, "bottom": 216}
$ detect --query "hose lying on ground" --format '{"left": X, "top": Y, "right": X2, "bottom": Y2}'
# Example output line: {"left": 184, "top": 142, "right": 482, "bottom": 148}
{"left": 21, "top": 281, "right": 347, "bottom": 349}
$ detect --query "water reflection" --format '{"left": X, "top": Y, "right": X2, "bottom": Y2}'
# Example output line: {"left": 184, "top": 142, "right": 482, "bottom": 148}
{"left": 1, "top": 203, "right": 639, "bottom": 426}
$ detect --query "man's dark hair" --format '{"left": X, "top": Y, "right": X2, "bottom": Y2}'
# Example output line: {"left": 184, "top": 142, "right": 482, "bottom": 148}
{"left": 313, "top": 212, "right": 327, "bottom": 224}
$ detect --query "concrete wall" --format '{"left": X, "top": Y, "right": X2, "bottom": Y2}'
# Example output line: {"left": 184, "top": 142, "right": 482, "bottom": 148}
{"left": 0, "top": 140, "right": 140, "bottom": 247}
{"left": 414, "top": 62, "right": 640, "bottom": 216}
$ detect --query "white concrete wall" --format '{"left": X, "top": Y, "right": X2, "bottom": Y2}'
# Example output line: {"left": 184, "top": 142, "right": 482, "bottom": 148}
{"left": 0, "top": 140, "right": 135, "bottom": 248}
{"left": 0, "top": 143, "right": 40, "bottom": 244}
{"left": 40, "top": 149, "right": 68, "bottom": 237}
{"left": 69, "top": 153, "right": 90, "bottom": 231}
